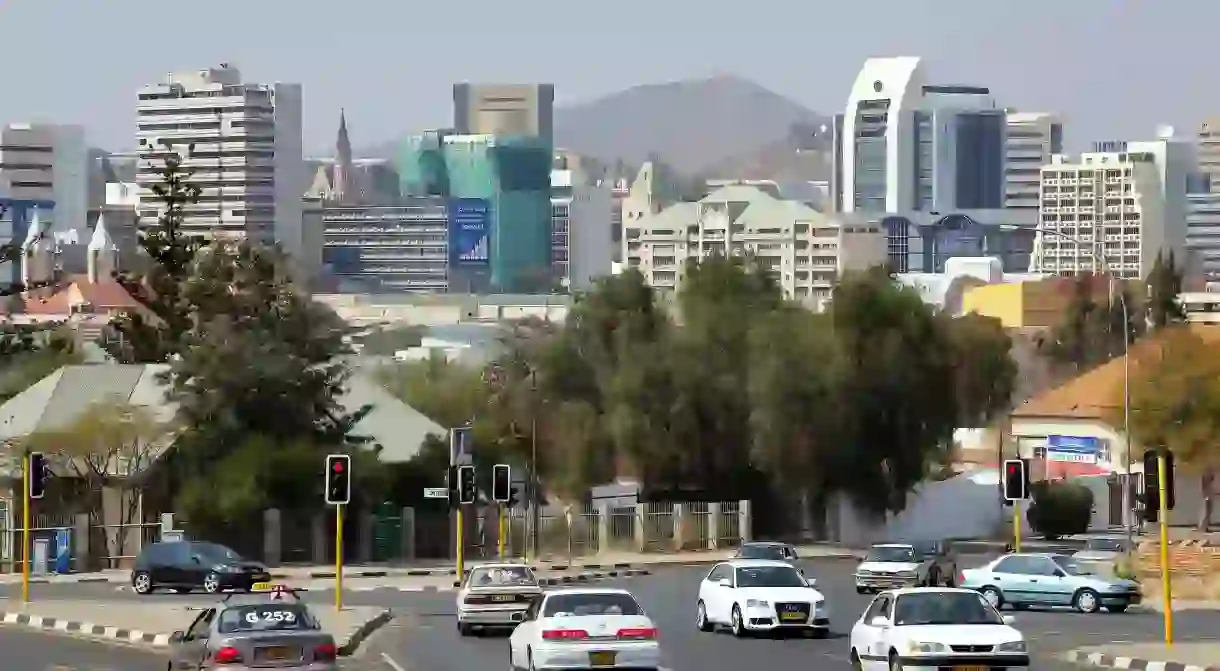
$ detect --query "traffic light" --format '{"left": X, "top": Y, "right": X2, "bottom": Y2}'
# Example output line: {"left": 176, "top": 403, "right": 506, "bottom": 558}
{"left": 324, "top": 454, "right": 351, "bottom": 505}
{"left": 27, "top": 452, "right": 49, "bottom": 500}
{"left": 1142, "top": 450, "right": 1176, "bottom": 521}
{"left": 1002, "top": 459, "right": 1029, "bottom": 501}
{"left": 447, "top": 465, "right": 459, "bottom": 504}
{"left": 457, "top": 465, "right": 476, "bottom": 504}
{"left": 492, "top": 464, "right": 511, "bottom": 502}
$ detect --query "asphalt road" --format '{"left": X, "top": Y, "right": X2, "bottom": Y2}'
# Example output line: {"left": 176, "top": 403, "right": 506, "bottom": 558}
{"left": 0, "top": 625, "right": 166, "bottom": 670}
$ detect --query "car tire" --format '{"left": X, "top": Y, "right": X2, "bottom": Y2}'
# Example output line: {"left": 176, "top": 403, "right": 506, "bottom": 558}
{"left": 132, "top": 571, "right": 154, "bottom": 595}
{"left": 980, "top": 586, "right": 1004, "bottom": 610}
{"left": 527, "top": 649, "right": 536, "bottom": 671}
{"left": 855, "top": 586, "right": 867, "bottom": 594}
{"left": 1073, "top": 588, "right": 1101, "bottom": 614}
{"left": 696, "top": 600, "right": 713, "bottom": 632}
{"left": 850, "top": 649, "right": 863, "bottom": 671}
{"left": 889, "top": 650, "right": 904, "bottom": 671}
{"left": 1106, "top": 604, "right": 1129, "bottom": 613}
{"left": 730, "top": 605, "right": 747, "bottom": 637}
{"left": 202, "top": 573, "right": 221, "bottom": 594}
{"left": 458, "top": 621, "right": 472, "bottom": 636}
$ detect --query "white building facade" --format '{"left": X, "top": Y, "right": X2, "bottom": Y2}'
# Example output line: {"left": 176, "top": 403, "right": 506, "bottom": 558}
{"left": 1004, "top": 112, "right": 1063, "bottom": 211}
{"left": 1187, "top": 192, "right": 1220, "bottom": 278}
{"left": 135, "top": 64, "right": 305, "bottom": 252}
{"left": 626, "top": 184, "right": 886, "bottom": 309}
{"left": 551, "top": 168, "right": 613, "bottom": 291}
{"left": 0, "top": 122, "right": 88, "bottom": 236}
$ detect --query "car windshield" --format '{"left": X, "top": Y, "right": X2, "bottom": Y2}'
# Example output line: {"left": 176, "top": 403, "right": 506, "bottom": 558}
{"left": 1052, "top": 555, "right": 1096, "bottom": 576}
{"left": 470, "top": 566, "right": 536, "bottom": 587}
{"left": 542, "top": 593, "right": 642, "bottom": 617}
{"left": 867, "top": 546, "right": 915, "bottom": 563}
{"left": 738, "top": 545, "right": 787, "bottom": 560}
{"left": 1084, "top": 538, "right": 1125, "bottom": 552}
{"left": 217, "top": 604, "right": 318, "bottom": 634}
{"left": 194, "top": 543, "right": 241, "bottom": 563}
{"left": 893, "top": 592, "right": 1003, "bottom": 626}
{"left": 735, "top": 566, "right": 807, "bottom": 588}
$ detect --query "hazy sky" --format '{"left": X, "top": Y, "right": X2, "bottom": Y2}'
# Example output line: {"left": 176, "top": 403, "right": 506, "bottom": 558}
{"left": 1, "top": 1, "right": 1214, "bottom": 155}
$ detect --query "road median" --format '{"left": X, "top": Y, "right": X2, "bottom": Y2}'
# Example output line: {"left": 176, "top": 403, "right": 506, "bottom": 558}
{"left": 1065, "top": 641, "right": 1220, "bottom": 671}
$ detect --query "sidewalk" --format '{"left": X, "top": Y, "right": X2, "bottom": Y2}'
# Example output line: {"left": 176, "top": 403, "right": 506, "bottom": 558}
{"left": 1066, "top": 641, "right": 1220, "bottom": 671}
{"left": 0, "top": 597, "right": 391, "bottom": 655}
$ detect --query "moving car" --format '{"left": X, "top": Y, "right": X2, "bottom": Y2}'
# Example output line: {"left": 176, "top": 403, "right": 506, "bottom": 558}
{"left": 131, "top": 540, "right": 270, "bottom": 595}
{"left": 854, "top": 543, "right": 944, "bottom": 593}
{"left": 167, "top": 585, "right": 338, "bottom": 670}
{"left": 456, "top": 563, "right": 543, "bottom": 635}
{"left": 695, "top": 559, "right": 829, "bottom": 637}
{"left": 734, "top": 541, "right": 800, "bottom": 564}
{"left": 508, "top": 587, "right": 660, "bottom": 671}
{"left": 1073, "top": 535, "right": 1131, "bottom": 564}
{"left": 850, "top": 587, "right": 1028, "bottom": 671}
{"left": 959, "top": 552, "right": 1141, "bottom": 613}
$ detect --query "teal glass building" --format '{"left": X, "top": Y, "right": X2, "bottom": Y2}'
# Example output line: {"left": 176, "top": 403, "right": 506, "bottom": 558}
{"left": 399, "top": 131, "right": 552, "bottom": 292}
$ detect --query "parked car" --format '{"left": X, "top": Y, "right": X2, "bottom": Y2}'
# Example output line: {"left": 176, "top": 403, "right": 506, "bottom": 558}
{"left": 455, "top": 563, "right": 542, "bottom": 635}
{"left": 849, "top": 588, "right": 1028, "bottom": 670}
{"left": 734, "top": 541, "right": 800, "bottom": 564}
{"left": 131, "top": 541, "right": 270, "bottom": 595}
{"left": 1073, "top": 536, "right": 1131, "bottom": 564}
{"left": 854, "top": 543, "right": 946, "bottom": 593}
{"left": 696, "top": 559, "right": 829, "bottom": 638}
{"left": 167, "top": 585, "right": 337, "bottom": 670}
{"left": 959, "top": 552, "right": 1140, "bottom": 613}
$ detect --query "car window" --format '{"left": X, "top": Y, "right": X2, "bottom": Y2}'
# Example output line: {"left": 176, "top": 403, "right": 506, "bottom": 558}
{"left": 542, "top": 593, "right": 642, "bottom": 617}
{"left": 894, "top": 592, "right": 1003, "bottom": 626}
{"left": 1051, "top": 555, "right": 1096, "bottom": 576}
{"left": 186, "top": 608, "right": 215, "bottom": 639}
{"left": 217, "top": 604, "right": 317, "bottom": 634}
{"left": 166, "top": 542, "right": 193, "bottom": 565}
{"left": 469, "top": 566, "right": 537, "bottom": 587}
{"left": 993, "top": 555, "right": 1051, "bottom": 575}
{"left": 707, "top": 564, "right": 729, "bottom": 582}
{"left": 193, "top": 543, "right": 241, "bottom": 563}
{"left": 864, "top": 595, "right": 891, "bottom": 621}
{"left": 866, "top": 546, "right": 916, "bottom": 563}
{"left": 140, "top": 543, "right": 169, "bottom": 565}
{"left": 736, "top": 566, "right": 807, "bottom": 588}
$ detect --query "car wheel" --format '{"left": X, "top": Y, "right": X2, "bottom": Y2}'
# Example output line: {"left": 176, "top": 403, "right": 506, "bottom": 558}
{"left": 527, "top": 648, "right": 536, "bottom": 671}
{"left": 1073, "top": 588, "right": 1101, "bottom": 614}
{"left": 850, "top": 649, "right": 863, "bottom": 671}
{"left": 132, "top": 571, "right": 154, "bottom": 595}
{"left": 889, "top": 650, "right": 904, "bottom": 671}
{"left": 730, "top": 605, "right": 747, "bottom": 637}
{"left": 980, "top": 586, "right": 1004, "bottom": 609}
{"left": 855, "top": 586, "right": 867, "bottom": 594}
{"left": 458, "top": 621, "right": 472, "bottom": 636}
{"left": 202, "top": 573, "right": 221, "bottom": 594}
{"left": 1106, "top": 604, "right": 1129, "bottom": 613}
{"left": 696, "top": 600, "right": 713, "bottom": 632}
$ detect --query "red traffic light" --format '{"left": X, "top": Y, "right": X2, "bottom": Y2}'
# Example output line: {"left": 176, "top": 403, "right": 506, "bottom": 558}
{"left": 333, "top": 461, "right": 344, "bottom": 473}
{"left": 1007, "top": 463, "right": 1019, "bottom": 474}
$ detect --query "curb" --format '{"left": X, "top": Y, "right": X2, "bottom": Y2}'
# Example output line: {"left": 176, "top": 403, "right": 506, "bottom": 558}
{"left": 0, "top": 610, "right": 172, "bottom": 647}
{"left": 337, "top": 609, "right": 393, "bottom": 657}
{"left": 1063, "top": 649, "right": 1220, "bottom": 671}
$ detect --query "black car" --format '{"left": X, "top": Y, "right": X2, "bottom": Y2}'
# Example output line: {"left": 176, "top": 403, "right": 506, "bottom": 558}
{"left": 131, "top": 541, "right": 270, "bottom": 595}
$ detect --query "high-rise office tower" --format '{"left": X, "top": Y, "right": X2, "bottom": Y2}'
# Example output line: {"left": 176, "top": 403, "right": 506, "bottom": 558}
{"left": 452, "top": 83, "right": 555, "bottom": 143}
{"left": 1004, "top": 112, "right": 1063, "bottom": 210}
{"left": 135, "top": 64, "right": 304, "bottom": 249}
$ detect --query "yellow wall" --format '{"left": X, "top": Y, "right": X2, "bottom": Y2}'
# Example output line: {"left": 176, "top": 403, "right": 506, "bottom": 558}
{"left": 963, "top": 277, "right": 1121, "bottom": 328}
{"left": 962, "top": 283, "right": 1025, "bottom": 327}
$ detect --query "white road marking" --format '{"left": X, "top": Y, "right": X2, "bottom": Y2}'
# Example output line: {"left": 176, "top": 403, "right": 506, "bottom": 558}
{"left": 381, "top": 651, "right": 409, "bottom": 671}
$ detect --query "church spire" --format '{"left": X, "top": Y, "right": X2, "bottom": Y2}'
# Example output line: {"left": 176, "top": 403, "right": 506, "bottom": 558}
{"left": 333, "top": 109, "right": 355, "bottom": 203}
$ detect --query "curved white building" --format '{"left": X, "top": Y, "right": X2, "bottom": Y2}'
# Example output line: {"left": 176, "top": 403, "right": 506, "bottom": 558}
{"left": 840, "top": 57, "right": 925, "bottom": 213}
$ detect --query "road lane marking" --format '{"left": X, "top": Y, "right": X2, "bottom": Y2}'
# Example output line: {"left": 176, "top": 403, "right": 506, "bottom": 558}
{"left": 381, "top": 651, "right": 408, "bottom": 671}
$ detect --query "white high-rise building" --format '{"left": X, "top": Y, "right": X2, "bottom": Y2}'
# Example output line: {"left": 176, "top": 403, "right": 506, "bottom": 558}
{"left": 0, "top": 122, "right": 88, "bottom": 237}
{"left": 1004, "top": 112, "right": 1063, "bottom": 210}
{"left": 551, "top": 168, "right": 613, "bottom": 291}
{"left": 135, "top": 64, "right": 304, "bottom": 251}
{"left": 1033, "top": 136, "right": 1190, "bottom": 280}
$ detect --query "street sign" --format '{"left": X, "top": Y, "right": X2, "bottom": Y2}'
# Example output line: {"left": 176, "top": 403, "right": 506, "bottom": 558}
{"left": 1046, "top": 435, "right": 1101, "bottom": 464}
{"left": 424, "top": 488, "right": 448, "bottom": 499}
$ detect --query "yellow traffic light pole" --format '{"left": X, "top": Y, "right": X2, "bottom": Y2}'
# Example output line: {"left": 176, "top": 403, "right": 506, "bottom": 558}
{"left": 1012, "top": 500, "right": 1021, "bottom": 553}
{"left": 456, "top": 506, "right": 465, "bottom": 580}
{"left": 1157, "top": 453, "right": 1173, "bottom": 645}
{"left": 334, "top": 503, "right": 344, "bottom": 612}
{"left": 22, "top": 452, "right": 31, "bottom": 604}
{"left": 498, "top": 504, "right": 506, "bottom": 560}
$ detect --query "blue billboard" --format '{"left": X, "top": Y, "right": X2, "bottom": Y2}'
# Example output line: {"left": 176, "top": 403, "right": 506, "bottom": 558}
{"left": 448, "top": 198, "right": 491, "bottom": 268}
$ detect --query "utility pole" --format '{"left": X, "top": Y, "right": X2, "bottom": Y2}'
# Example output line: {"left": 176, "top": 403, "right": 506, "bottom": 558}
{"left": 530, "top": 368, "right": 540, "bottom": 561}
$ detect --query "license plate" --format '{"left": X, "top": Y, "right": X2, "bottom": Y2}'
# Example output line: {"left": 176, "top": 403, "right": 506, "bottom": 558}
{"left": 492, "top": 595, "right": 514, "bottom": 602}
{"left": 953, "top": 666, "right": 987, "bottom": 671}
{"left": 780, "top": 612, "right": 805, "bottom": 621}
{"left": 260, "top": 646, "right": 290, "bottom": 661}
{"left": 589, "top": 651, "right": 616, "bottom": 667}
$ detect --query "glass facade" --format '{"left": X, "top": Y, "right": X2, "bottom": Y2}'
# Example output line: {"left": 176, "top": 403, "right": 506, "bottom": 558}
{"left": 912, "top": 112, "right": 934, "bottom": 210}
{"left": 853, "top": 100, "right": 890, "bottom": 212}
{"left": 953, "top": 111, "right": 1006, "bottom": 209}
{"left": 321, "top": 200, "right": 449, "bottom": 293}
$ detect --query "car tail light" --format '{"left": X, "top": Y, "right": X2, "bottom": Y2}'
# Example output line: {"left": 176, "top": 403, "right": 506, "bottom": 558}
{"left": 617, "top": 627, "right": 657, "bottom": 640}
{"left": 542, "top": 628, "right": 589, "bottom": 640}
{"left": 464, "top": 595, "right": 486, "bottom": 604}
{"left": 214, "top": 647, "right": 243, "bottom": 664}
{"left": 959, "top": 572, "right": 966, "bottom": 585}
{"left": 314, "top": 642, "right": 338, "bottom": 660}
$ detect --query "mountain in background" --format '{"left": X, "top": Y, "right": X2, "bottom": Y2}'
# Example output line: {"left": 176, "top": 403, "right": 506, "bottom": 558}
{"left": 357, "top": 75, "right": 828, "bottom": 181}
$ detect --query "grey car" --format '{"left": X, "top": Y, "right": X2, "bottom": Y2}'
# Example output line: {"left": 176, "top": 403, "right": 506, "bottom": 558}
{"left": 168, "top": 591, "right": 338, "bottom": 670}
{"left": 734, "top": 541, "right": 800, "bottom": 564}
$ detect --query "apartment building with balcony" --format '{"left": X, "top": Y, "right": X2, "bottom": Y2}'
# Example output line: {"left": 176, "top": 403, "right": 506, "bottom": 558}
{"left": 551, "top": 168, "right": 613, "bottom": 291}
{"left": 1005, "top": 112, "right": 1063, "bottom": 211}
{"left": 135, "top": 63, "right": 305, "bottom": 252}
{"left": 624, "top": 183, "right": 885, "bottom": 309}
{"left": 1032, "top": 139, "right": 1188, "bottom": 280}
{"left": 0, "top": 122, "right": 87, "bottom": 238}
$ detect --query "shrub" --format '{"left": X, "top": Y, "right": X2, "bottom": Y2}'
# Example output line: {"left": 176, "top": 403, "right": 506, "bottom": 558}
{"left": 1025, "top": 480, "right": 1093, "bottom": 539}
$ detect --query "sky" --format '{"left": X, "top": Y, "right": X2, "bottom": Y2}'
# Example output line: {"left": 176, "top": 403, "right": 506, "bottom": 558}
{"left": 1, "top": 1, "right": 1216, "bottom": 156}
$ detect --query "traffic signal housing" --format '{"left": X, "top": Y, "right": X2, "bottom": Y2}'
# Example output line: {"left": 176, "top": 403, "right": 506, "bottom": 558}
{"left": 324, "top": 454, "right": 351, "bottom": 505}
{"left": 1142, "top": 450, "right": 1176, "bottom": 522}
{"left": 457, "top": 465, "right": 477, "bottom": 504}
{"left": 1002, "top": 459, "right": 1030, "bottom": 502}
{"left": 492, "top": 464, "right": 511, "bottom": 502}
{"left": 27, "top": 452, "right": 49, "bottom": 500}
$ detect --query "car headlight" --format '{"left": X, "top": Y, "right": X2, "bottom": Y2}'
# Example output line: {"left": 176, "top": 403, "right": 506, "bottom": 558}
{"left": 814, "top": 600, "right": 827, "bottom": 614}
{"left": 745, "top": 599, "right": 770, "bottom": 608}
{"left": 997, "top": 641, "right": 1027, "bottom": 653}
{"left": 906, "top": 641, "right": 947, "bottom": 654}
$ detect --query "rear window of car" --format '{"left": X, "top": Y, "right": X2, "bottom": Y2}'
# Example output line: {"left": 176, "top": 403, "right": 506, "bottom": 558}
{"left": 217, "top": 604, "right": 318, "bottom": 634}
{"left": 542, "top": 593, "right": 642, "bottom": 617}
{"left": 1085, "top": 538, "right": 1124, "bottom": 551}
{"left": 469, "top": 566, "right": 537, "bottom": 587}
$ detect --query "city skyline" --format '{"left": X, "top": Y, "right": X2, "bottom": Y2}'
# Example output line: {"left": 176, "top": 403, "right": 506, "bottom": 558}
{"left": 1, "top": 1, "right": 1216, "bottom": 153}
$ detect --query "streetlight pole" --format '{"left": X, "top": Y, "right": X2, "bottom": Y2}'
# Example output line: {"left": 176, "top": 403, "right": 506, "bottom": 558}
{"left": 529, "top": 368, "right": 540, "bottom": 560}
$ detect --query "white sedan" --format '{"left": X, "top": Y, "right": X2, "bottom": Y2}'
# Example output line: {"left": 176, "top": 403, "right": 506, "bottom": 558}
{"left": 508, "top": 588, "right": 661, "bottom": 671}
{"left": 456, "top": 563, "right": 542, "bottom": 635}
{"left": 850, "top": 587, "right": 1029, "bottom": 670}
{"left": 695, "top": 559, "right": 829, "bottom": 637}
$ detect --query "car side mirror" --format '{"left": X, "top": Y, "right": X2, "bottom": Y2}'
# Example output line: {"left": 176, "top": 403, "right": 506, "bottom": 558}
{"left": 869, "top": 616, "right": 889, "bottom": 628}
{"left": 718, "top": 578, "right": 733, "bottom": 588}
{"left": 805, "top": 577, "right": 817, "bottom": 587}
{"left": 1002, "top": 615, "right": 1015, "bottom": 625}
{"left": 170, "top": 630, "right": 185, "bottom": 643}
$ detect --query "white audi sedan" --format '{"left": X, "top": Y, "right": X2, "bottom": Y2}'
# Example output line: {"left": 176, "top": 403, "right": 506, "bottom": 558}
{"left": 695, "top": 559, "right": 829, "bottom": 637}
{"left": 508, "top": 588, "right": 661, "bottom": 671}
{"left": 849, "top": 587, "right": 1029, "bottom": 670}
{"left": 456, "top": 563, "right": 543, "bottom": 635}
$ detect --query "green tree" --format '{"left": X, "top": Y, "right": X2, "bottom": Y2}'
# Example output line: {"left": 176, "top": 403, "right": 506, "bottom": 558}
{"left": 102, "top": 149, "right": 207, "bottom": 363}
{"left": 947, "top": 313, "right": 1017, "bottom": 427}
{"left": 1038, "top": 274, "right": 1139, "bottom": 372}
{"left": 1146, "top": 250, "right": 1185, "bottom": 329}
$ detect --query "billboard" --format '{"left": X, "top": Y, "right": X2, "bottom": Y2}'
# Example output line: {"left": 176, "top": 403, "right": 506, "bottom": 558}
{"left": 448, "top": 198, "right": 491, "bottom": 268}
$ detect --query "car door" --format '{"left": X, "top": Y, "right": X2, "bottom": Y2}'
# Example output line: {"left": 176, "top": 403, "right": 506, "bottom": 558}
{"left": 854, "top": 594, "right": 892, "bottom": 671}
{"left": 986, "top": 555, "right": 1042, "bottom": 604}
{"left": 148, "top": 543, "right": 180, "bottom": 587}
{"left": 1032, "top": 556, "right": 1075, "bottom": 605}
{"left": 701, "top": 564, "right": 729, "bottom": 623}
{"left": 174, "top": 608, "right": 214, "bottom": 670}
